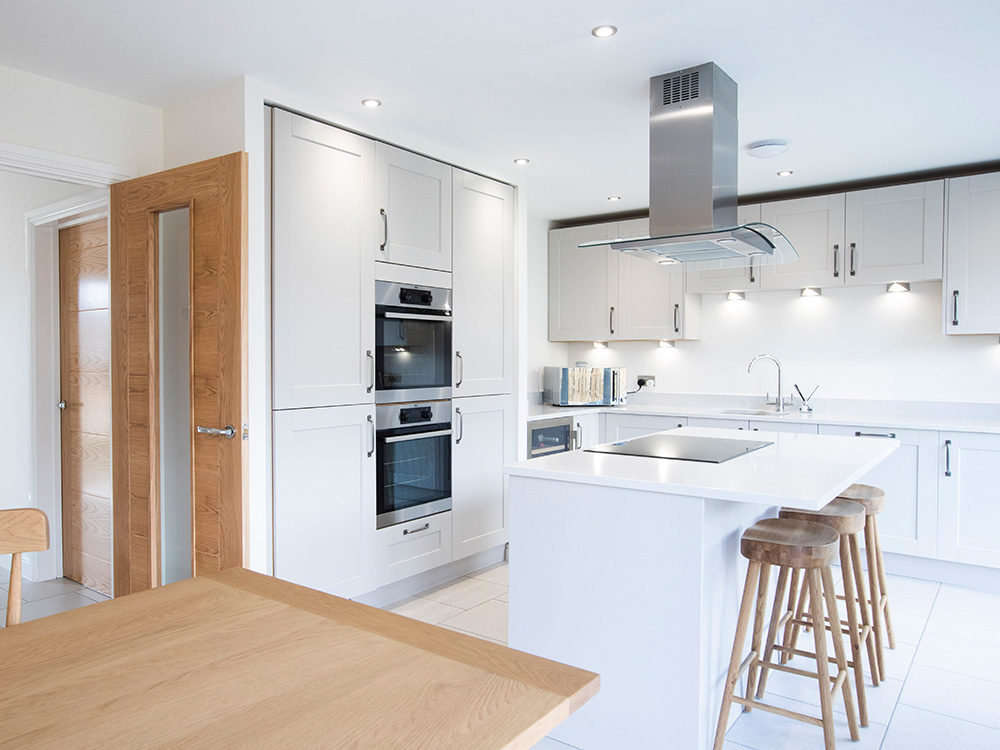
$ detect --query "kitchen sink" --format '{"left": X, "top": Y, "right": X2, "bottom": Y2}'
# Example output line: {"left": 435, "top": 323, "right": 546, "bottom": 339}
{"left": 712, "top": 408, "right": 794, "bottom": 417}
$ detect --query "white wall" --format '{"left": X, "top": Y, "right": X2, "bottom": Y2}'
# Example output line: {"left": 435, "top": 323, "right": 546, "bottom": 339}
{"left": 526, "top": 215, "right": 568, "bottom": 394}
{"left": 162, "top": 79, "right": 245, "bottom": 169}
{"left": 0, "top": 173, "right": 95, "bottom": 512}
{"left": 563, "top": 281, "right": 1000, "bottom": 404}
{"left": 0, "top": 64, "right": 162, "bottom": 175}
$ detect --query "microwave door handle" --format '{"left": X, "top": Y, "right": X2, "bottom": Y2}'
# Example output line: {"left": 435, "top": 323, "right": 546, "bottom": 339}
{"left": 382, "top": 311, "right": 450, "bottom": 322}
{"left": 384, "top": 429, "right": 453, "bottom": 444}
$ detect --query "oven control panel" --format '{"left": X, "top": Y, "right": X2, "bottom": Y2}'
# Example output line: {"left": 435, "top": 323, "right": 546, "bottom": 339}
{"left": 399, "top": 406, "right": 433, "bottom": 424}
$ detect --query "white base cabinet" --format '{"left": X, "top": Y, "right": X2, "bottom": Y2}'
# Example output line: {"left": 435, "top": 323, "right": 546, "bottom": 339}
{"left": 452, "top": 395, "right": 513, "bottom": 560}
{"left": 572, "top": 412, "right": 602, "bottom": 449}
{"left": 938, "top": 431, "right": 1000, "bottom": 568}
{"left": 272, "top": 404, "right": 375, "bottom": 599}
{"left": 371, "top": 511, "right": 452, "bottom": 588}
{"left": 604, "top": 413, "right": 687, "bottom": 441}
{"left": 819, "top": 425, "right": 938, "bottom": 557}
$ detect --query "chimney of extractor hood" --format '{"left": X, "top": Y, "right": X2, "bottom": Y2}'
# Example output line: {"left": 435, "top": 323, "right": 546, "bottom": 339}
{"left": 649, "top": 62, "right": 738, "bottom": 237}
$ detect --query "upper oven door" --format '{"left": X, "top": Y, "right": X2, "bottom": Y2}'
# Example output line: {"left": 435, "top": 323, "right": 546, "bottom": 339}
{"left": 376, "top": 309, "right": 452, "bottom": 403}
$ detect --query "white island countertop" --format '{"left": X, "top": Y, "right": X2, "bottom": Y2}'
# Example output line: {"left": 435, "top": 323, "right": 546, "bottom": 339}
{"left": 506, "top": 425, "right": 899, "bottom": 510}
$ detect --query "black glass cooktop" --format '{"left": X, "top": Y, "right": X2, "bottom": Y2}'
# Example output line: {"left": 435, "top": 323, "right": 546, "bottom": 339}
{"left": 585, "top": 433, "right": 773, "bottom": 463}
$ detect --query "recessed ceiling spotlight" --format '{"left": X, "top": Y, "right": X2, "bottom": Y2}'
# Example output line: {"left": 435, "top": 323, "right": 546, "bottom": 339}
{"left": 513, "top": 157, "right": 530, "bottom": 166}
{"left": 747, "top": 139, "right": 788, "bottom": 159}
{"left": 777, "top": 170, "right": 794, "bottom": 177}
{"left": 608, "top": 195, "right": 621, "bottom": 201}
{"left": 591, "top": 25, "right": 618, "bottom": 38}
{"left": 361, "top": 98, "right": 382, "bottom": 109}
{"left": 886, "top": 281, "right": 911, "bottom": 293}
{"left": 800, "top": 286, "right": 822, "bottom": 297}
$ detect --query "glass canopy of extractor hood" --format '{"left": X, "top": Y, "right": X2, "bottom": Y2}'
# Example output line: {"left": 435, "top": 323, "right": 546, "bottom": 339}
{"left": 579, "top": 222, "right": 799, "bottom": 271}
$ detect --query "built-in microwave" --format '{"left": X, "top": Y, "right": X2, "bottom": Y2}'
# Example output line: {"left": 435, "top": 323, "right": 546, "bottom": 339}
{"left": 375, "top": 281, "right": 452, "bottom": 404}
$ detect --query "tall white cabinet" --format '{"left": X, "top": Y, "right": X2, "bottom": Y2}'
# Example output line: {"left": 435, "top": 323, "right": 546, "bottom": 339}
{"left": 271, "top": 109, "right": 375, "bottom": 409}
{"left": 452, "top": 169, "right": 515, "bottom": 397}
{"left": 944, "top": 173, "right": 1000, "bottom": 335}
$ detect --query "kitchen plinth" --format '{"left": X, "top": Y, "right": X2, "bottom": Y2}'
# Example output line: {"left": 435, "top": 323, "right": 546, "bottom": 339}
{"left": 504, "top": 426, "right": 899, "bottom": 749}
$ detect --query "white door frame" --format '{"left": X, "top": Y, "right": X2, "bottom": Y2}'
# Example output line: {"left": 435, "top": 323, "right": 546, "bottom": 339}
{"left": 5, "top": 139, "right": 134, "bottom": 584}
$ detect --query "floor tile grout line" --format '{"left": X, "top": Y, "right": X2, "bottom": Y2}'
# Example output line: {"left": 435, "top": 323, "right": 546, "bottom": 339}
{"left": 893, "top": 700, "right": 1000, "bottom": 734}
{"left": 878, "top": 581, "right": 941, "bottom": 750}
{"left": 900, "top": 659, "right": 1000, "bottom": 686}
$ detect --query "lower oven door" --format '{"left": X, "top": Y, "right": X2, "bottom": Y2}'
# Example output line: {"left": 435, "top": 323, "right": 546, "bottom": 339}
{"left": 376, "top": 425, "right": 452, "bottom": 529}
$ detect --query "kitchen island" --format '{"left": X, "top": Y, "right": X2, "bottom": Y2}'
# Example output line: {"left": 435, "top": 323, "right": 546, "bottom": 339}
{"left": 504, "top": 426, "right": 898, "bottom": 750}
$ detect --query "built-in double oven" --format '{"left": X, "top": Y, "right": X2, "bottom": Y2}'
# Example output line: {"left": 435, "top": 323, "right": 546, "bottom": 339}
{"left": 374, "top": 281, "right": 454, "bottom": 529}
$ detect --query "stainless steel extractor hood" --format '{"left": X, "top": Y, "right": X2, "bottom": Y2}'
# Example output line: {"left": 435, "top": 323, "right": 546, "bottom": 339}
{"left": 581, "top": 62, "right": 797, "bottom": 269}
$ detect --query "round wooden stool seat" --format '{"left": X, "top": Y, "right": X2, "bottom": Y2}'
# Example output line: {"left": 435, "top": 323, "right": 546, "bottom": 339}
{"left": 740, "top": 518, "right": 840, "bottom": 569}
{"left": 837, "top": 483, "right": 886, "bottom": 516}
{"left": 779, "top": 498, "right": 866, "bottom": 536}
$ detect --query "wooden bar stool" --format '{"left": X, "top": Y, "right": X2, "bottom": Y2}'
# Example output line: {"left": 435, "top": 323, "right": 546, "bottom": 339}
{"left": 839, "top": 483, "right": 894, "bottom": 679}
{"left": 767, "top": 498, "right": 879, "bottom": 728}
{"left": 714, "top": 518, "right": 859, "bottom": 750}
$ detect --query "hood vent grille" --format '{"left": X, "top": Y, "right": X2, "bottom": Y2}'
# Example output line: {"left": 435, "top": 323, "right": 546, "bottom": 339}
{"left": 663, "top": 70, "right": 700, "bottom": 105}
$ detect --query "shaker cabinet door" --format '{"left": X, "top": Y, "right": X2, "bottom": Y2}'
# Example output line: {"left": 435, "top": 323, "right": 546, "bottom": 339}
{"left": 452, "top": 170, "right": 514, "bottom": 397}
{"left": 944, "top": 173, "right": 1000, "bottom": 335}
{"left": 938, "top": 431, "right": 1000, "bottom": 568}
{"left": 548, "top": 223, "right": 620, "bottom": 342}
{"left": 375, "top": 142, "right": 453, "bottom": 271}
{"left": 271, "top": 109, "right": 375, "bottom": 409}
{"left": 760, "top": 194, "right": 846, "bottom": 290}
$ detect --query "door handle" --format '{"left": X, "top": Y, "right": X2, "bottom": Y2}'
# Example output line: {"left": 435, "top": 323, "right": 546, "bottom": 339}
{"left": 944, "top": 439, "right": 952, "bottom": 477}
{"left": 952, "top": 290, "right": 959, "bottom": 327}
{"left": 379, "top": 208, "right": 388, "bottom": 253}
{"left": 673, "top": 303, "right": 680, "bottom": 333}
{"left": 609, "top": 306, "right": 615, "bottom": 335}
{"left": 197, "top": 425, "right": 236, "bottom": 439}
{"left": 366, "top": 350, "right": 375, "bottom": 393}
{"left": 456, "top": 351, "right": 464, "bottom": 387}
{"left": 455, "top": 407, "right": 464, "bottom": 444}
{"left": 57, "top": 400, "right": 67, "bottom": 411}
{"left": 833, "top": 244, "right": 840, "bottom": 278}
{"left": 367, "top": 415, "right": 375, "bottom": 458}
{"left": 849, "top": 242, "right": 857, "bottom": 276}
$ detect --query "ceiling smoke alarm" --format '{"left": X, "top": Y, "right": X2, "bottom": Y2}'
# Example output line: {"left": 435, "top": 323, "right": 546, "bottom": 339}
{"left": 746, "top": 139, "right": 788, "bottom": 159}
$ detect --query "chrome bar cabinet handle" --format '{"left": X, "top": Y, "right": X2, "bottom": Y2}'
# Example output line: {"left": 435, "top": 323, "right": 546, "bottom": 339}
{"left": 575, "top": 422, "right": 583, "bottom": 450}
{"left": 833, "top": 244, "right": 840, "bottom": 278}
{"left": 609, "top": 306, "right": 615, "bottom": 335}
{"left": 849, "top": 242, "right": 857, "bottom": 276}
{"left": 403, "top": 522, "right": 430, "bottom": 536}
{"left": 673, "top": 303, "right": 680, "bottom": 333}
{"left": 456, "top": 351, "right": 464, "bottom": 387}
{"left": 366, "top": 350, "right": 375, "bottom": 393}
{"left": 379, "top": 208, "right": 388, "bottom": 252}
{"left": 944, "top": 439, "right": 952, "bottom": 477}
{"left": 855, "top": 431, "right": 896, "bottom": 439}
{"left": 455, "top": 407, "right": 464, "bottom": 444}
{"left": 952, "top": 290, "right": 959, "bottom": 327}
{"left": 367, "top": 415, "right": 375, "bottom": 458}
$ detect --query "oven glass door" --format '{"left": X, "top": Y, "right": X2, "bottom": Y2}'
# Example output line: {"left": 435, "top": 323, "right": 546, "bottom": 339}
{"left": 376, "top": 425, "right": 452, "bottom": 528}
{"left": 376, "top": 310, "right": 452, "bottom": 401}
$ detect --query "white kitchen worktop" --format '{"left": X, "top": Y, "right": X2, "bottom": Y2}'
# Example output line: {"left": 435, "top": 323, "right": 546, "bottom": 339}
{"left": 526, "top": 399, "right": 1000, "bottom": 435}
{"left": 506, "top": 425, "right": 899, "bottom": 509}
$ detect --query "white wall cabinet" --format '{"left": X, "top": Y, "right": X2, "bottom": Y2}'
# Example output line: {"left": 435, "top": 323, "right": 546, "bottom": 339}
{"left": 271, "top": 110, "right": 375, "bottom": 409}
{"left": 549, "top": 220, "right": 699, "bottom": 342}
{"left": 687, "top": 205, "right": 764, "bottom": 294}
{"left": 944, "top": 173, "right": 1000, "bottom": 335}
{"left": 272, "top": 404, "right": 375, "bottom": 599}
{"left": 819, "top": 425, "right": 938, "bottom": 557}
{"left": 938, "top": 431, "right": 1000, "bottom": 567}
{"left": 452, "top": 395, "right": 513, "bottom": 559}
{"left": 452, "top": 170, "right": 514, "bottom": 397}
{"left": 844, "top": 181, "right": 944, "bottom": 285}
{"left": 760, "top": 194, "right": 846, "bottom": 290}
{"left": 375, "top": 142, "right": 453, "bottom": 271}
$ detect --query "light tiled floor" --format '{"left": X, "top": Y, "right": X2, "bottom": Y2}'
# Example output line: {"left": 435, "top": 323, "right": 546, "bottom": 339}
{"left": 0, "top": 566, "right": 109, "bottom": 627}
{"left": 388, "top": 563, "right": 1000, "bottom": 750}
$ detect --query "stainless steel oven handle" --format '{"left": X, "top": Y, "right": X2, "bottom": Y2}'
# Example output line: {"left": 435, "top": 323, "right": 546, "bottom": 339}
{"left": 384, "top": 429, "right": 452, "bottom": 444}
{"left": 366, "top": 415, "right": 375, "bottom": 458}
{"left": 382, "top": 311, "right": 451, "bottom": 322}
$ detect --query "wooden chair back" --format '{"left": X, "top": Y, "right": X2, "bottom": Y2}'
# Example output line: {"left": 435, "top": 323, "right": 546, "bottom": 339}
{"left": 1, "top": 508, "right": 50, "bottom": 627}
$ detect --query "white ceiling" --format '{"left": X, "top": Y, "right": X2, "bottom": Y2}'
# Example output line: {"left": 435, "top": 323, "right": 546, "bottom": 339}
{"left": 1, "top": 0, "right": 996, "bottom": 221}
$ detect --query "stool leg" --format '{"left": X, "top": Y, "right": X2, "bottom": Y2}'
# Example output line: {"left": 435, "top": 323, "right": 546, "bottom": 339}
{"left": 873, "top": 517, "right": 896, "bottom": 649}
{"left": 839, "top": 536, "right": 868, "bottom": 727}
{"left": 849, "top": 532, "right": 880, "bottom": 686}
{"left": 714, "top": 561, "right": 761, "bottom": 750}
{"left": 745, "top": 563, "right": 771, "bottom": 712}
{"left": 788, "top": 570, "right": 811, "bottom": 656}
{"left": 780, "top": 567, "right": 800, "bottom": 665}
{"left": 807, "top": 569, "right": 837, "bottom": 750}
{"left": 864, "top": 516, "right": 887, "bottom": 679}
{"left": 822, "top": 565, "right": 860, "bottom": 741}
{"left": 755, "top": 565, "right": 790, "bottom": 700}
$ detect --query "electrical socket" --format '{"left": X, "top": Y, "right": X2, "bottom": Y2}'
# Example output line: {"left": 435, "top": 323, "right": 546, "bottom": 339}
{"left": 637, "top": 375, "right": 656, "bottom": 388}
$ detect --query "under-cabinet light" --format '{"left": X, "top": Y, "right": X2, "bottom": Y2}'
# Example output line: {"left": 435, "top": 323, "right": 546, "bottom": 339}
{"left": 727, "top": 291, "right": 746, "bottom": 301}
{"left": 593, "top": 341, "right": 608, "bottom": 349}
{"left": 886, "top": 281, "right": 910, "bottom": 293}
{"left": 800, "top": 287, "right": 822, "bottom": 297}
{"left": 658, "top": 340, "right": 675, "bottom": 348}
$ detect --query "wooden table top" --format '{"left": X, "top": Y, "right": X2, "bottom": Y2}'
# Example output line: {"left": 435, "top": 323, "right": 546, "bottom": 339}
{"left": 0, "top": 568, "right": 598, "bottom": 748}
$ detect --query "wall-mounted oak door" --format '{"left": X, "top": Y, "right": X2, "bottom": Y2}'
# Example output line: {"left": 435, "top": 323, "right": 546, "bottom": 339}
{"left": 58, "top": 218, "right": 113, "bottom": 597}
{"left": 110, "top": 152, "right": 247, "bottom": 595}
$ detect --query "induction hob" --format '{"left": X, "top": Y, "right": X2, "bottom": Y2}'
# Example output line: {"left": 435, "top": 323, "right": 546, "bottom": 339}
{"left": 585, "top": 433, "right": 773, "bottom": 463}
